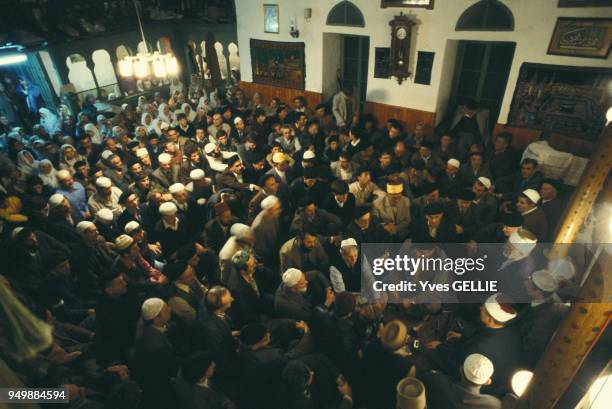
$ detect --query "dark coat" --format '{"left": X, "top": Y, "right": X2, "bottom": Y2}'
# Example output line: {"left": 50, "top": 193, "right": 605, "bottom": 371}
{"left": 174, "top": 378, "right": 234, "bottom": 409}
{"left": 410, "top": 216, "right": 459, "bottom": 243}
{"left": 204, "top": 217, "right": 238, "bottom": 254}
{"left": 518, "top": 299, "right": 569, "bottom": 366}
{"left": 226, "top": 269, "right": 266, "bottom": 329}
{"left": 151, "top": 165, "right": 181, "bottom": 191}
{"left": 421, "top": 370, "right": 502, "bottom": 409}
{"left": 323, "top": 193, "right": 356, "bottom": 227}
{"left": 541, "top": 198, "right": 564, "bottom": 241}
{"left": 521, "top": 207, "right": 548, "bottom": 242}
{"left": 95, "top": 291, "right": 141, "bottom": 365}
{"left": 153, "top": 214, "right": 196, "bottom": 258}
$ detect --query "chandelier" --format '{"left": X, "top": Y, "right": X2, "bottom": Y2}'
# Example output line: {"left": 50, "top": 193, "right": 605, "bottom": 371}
{"left": 118, "top": 0, "right": 179, "bottom": 79}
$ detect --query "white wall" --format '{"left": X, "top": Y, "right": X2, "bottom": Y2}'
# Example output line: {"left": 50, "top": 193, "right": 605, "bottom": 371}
{"left": 235, "top": 0, "right": 612, "bottom": 124}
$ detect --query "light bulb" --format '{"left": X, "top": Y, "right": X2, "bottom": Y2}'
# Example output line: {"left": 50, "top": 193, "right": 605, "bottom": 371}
{"left": 118, "top": 58, "right": 133, "bottom": 77}
{"left": 153, "top": 57, "right": 167, "bottom": 78}
{"left": 134, "top": 58, "right": 150, "bottom": 79}
{"left": 166, "top": 56, "right": 179, "bottom": 76}
{"left": 606, "top": 106, "right": 612, "bottom": 126}
{"left": 511, "top": 370, "right": 534, "bottom": 397}
{"left": 0, "top": 53, "right": 27, "bottom": 66}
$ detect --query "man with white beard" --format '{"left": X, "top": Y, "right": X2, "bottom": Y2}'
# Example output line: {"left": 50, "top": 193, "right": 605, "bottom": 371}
{"left": 495, "top": 228, "right": 538, "bottom": 301}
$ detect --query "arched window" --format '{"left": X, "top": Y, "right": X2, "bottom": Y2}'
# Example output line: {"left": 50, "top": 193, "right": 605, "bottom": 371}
{"left": 326, "top": 1, "right": 365, "bottom": 28}
{"left": 214, "top": 42, "right": 228, "bottom": 79}
{"left": 92, "top": 50, "right": 118, "bottom": 87}
{"left": 456, "top": 0, "right": 514, "bottom": 31}
{"left": 66, "top": 54, "right": 97, "bottom": 95}
{"left": 137, "top": 41, "right": 153, "bottom": 54}
{"left": 228, "top": 42, "right": 240, "bottom": 71}
{"left": 116, "top": 45, "right": 132, "bottom": 60}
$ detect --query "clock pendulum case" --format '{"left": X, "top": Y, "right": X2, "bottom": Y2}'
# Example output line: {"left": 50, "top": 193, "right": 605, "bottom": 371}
{"left": 389, "top": 13, "right": 415, "bottom": 85}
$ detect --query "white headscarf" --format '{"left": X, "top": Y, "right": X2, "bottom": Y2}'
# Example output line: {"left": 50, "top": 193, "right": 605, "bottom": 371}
{"left": 181, "top": 103, "right": 196, "bottom": 123}
{"left": 17, "top": 150, "right": 39, "bottom": 176}
{"left": 37, "top": 159, "right": 58, "bottom": 188}
{"left": 38, "top": 108, "right": 59, "bottom": 135}
{"left": 85, "top": 123, "right": 102, "bottom": 144}
{"left": 158, "top": 103, "right": 172, "bottom": 124}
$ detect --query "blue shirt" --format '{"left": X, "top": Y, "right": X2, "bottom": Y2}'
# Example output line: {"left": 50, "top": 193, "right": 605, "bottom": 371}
{"left": 57, "top": 181, "right": 89, "bottom": 216}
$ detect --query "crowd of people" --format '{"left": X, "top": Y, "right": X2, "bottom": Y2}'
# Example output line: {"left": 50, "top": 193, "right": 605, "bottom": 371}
{"left": 0, "top": 77, "right": 577, "bottom": 409}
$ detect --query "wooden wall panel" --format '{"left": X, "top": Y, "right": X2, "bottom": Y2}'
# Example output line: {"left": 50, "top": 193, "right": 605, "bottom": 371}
{"left": 239, "top": 81, "right": 323, "bottom": 111}
{"left": 493, "top": 124, "right": 596, "bottom": 157}
{"left": 363, "top": 101, "right": 437, "bottom": 134}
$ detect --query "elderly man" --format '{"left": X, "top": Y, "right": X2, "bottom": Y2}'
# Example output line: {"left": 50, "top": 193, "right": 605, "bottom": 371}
{"left": 266, "top": 151, "right": 294, "bottom": 185}
{"left": 47, "top": 193, "right": 82, "bottom": 247}
{"left": 208, "top": 111, "right": 231, "bottom": 142}
{"left": 496, "top": 229, "right": 538, "bottom": 301}
{"left": 151, "top": 153, "right": 181, "bottom": 192}
{"left": 154, "top": 201, "right": 195, "bottom": 258}
{"left": 274, "top": 268, "right": 334, "bottom": 322}
{"left": 226, "top": 250, "right": 266, "bottom": 328}
{"left": 134, "top": 298, "right": 179, "bottom": 409}
{"left": 204, "top": 202, "right": 237, "bottom": 254}
{"left": 248, "top": 173, "right": 289, "bottom": 224}
{"left": 516, "top": 189, "right": 548, "bottom": 242}
{"left": 422, "top": 354, "right": 502, "bottom": 409}
{"left": 56, "top": 169, "right": 89, "bottom": 219}
{"left": 373, "top": 178, "right": 411, "bottom": 241}
{"left": 471, "top": 176, "right": 498, "bottom": 226}
{"left": 88, "top": 176, "right": 123, "bottom": 219}
{"left": 169, "top": 182, "right": 203, "bottom": 230}
{"left": 438, "top": 158, "right": 462, "bottom": 198}
{"left": 219, "top": 224, "right": 254, "bottom": 281}
{"left": 539, "top": 178, "right": 564, "bottom": 241}
{"left": 459, "top": 151, "right": 491, "bottom": 187}
{"left": 329, "top": 238, "right": 361, "bottom": 293}
{"left": 252, "top": 195, "right": 284, "bottom": 270}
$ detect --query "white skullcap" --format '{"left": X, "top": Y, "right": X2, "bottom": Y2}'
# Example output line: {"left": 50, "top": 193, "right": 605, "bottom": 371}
{"left": 303, "top": 150, "right": 315, "bottom": 160}
{"left": 159, "top": 122, "right": 169, "bottom": 130}
{"left": 115, "top": 234, "right": 134, "bottom": 251}
{"left": 282, "top": 268, "right": 303, "bottom": 287}
{"left": 190, "top": 169, "right": 205, "bottom": 180}
{"left": 547, "top": 258, "right": 575, "bottom": 281}
{"left": 141, "top": 298, "right": 165, "bottom": 321}
{"left": 96, "top": 208, "right": 114, "bottom": 223}
{"left": 124, "top": 221, "right": 141, "bottom": 235}
{"left": 169, "top": 183, "right": 186, "bottom": 195}
{"left": 477, "top": 176, "right": 492, "bottom": 190}
{"left": 204, "top": 143, "right": 216, "bottom": 154}
{"left": 96, "top": 176, "right": 112, "bottom": 188}
{"left": 230, "top": 223, "right": 251, "bottom": 239}
{"left": 234, "top": 116, "right": 242, "bottom": 125}
{"left": 272, "top": 152, "right": 288, "bottom": 164}
{"left": 463, "top": 354, "right": 495, "bottom": 385}
{"left": 158, "top": 153, "right": 172, "bottom": 165}
{"left": 56, "top": 169, "right": 71, "bottom": 181}
{"left": 484, "top": 294, "right": 517, "bottom": 323}
{"left": 531, "top": 270, "right": 558, "bottom": 293}
{"left": 508, "top": 230, "right": 537, "bottom": 245}
{"left": 522, "top": 189, "right": 540, "bottom": 204}
{"left": 340, "top": 238, "right": 358, "bottom": 249}
{"left": 48, "top": 193, "right": 65, "bottom": 208}
{"left": 76, "top": 221, "right": 95, "bottom": 235}
{"left": 101, "top": 150, "right": 113, "bottom": 160}
{"left": 447, "top": 158, "right": 460, "bottom": 168}
{"left": 159, "top": 201, "right": 178, "bottom": 216}
{"left": 261, "top": 195, "right": 280, "bottom": 210}
{"left": 136, "top": 147, "right": 149, "bottom": 158}
{"left": 196, "top": 198, "right": 206, "bottom": 205}
{"left": 11, "top": 227, "right": 24, "bottom": 240}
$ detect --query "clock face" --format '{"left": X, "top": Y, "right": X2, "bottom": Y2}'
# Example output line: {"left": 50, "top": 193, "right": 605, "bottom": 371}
{"left": 396, "top": 27, "right": 407, "bottom": 40}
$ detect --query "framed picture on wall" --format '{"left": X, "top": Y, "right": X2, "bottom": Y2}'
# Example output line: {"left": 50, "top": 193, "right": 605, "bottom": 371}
{"left": 547, "top": 17, "right": 612, "bottom": 58}
{"left": 558, "top": 0, "right": 612, "bottom": 7}
{"left": 264, "top": 4, "right": 279, "bottom": 34}
{"left": 381, "top": 0, "right": 434, "bottom": 9}
{"left": 251, "top": 39, "right": 305, "bottom": 89}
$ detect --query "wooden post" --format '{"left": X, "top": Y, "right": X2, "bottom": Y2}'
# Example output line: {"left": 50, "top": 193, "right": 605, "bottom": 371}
{"left": 518, "top": 124, "right": 612, "bottom": 409}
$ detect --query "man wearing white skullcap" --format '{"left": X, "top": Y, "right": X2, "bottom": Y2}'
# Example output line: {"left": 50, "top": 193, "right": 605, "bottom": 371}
{"left": 218, "top": 223, "right": 255, "bottom": 280}
{"left": 329, "top": 238, "right": 360, "bottom": 292}
{"left": 151, "top": 152, "right": 180, "bottom": 191}
{"left": 252, "top": 194, "right": 283, "bottom": 268}
{"left": 520, "top": 270, "right": 570, "bottom": 365}
{"left": 471, "top": 176, "right": 498, "bottom": 225}
{"left": 438, "top": 158, "right": 462, "bottom": 199}
{"left": 88, "top": 175, "right": 123, "bottom": 219}
{"left": 516, "top": 188, "right": 548, "bottom": 241}
{"left": 48, "top": 193, "right": 65, "bottom": 209}
{"left": 421, "top": 353, "right": 502, "bottom": 408}
{"left": 269, "top": 151, "right": 292, "bottom": 184}
{"left": 124, "top": 220, "right": 141, "bottom": 235}
{"left": 141, "top": 297, "right": 168, "bottom": 321}
{"left": 496, "top": 228, "right": 539, "bottom": 300}
{"left": 155, "top": 201, "right": 193, "bottom": 257}
{"left": 203, "top": 142, "right": 237, "bottom": 173}
{"left": 56, "top": 168, "right": 90, "bottom": 220}
{"left": 275, "top": 267, "right": 335, "bottom": 321}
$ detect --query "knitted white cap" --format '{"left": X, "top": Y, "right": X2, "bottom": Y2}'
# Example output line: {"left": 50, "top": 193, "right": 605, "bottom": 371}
{"left": 159, "top": 201, "right": 178, "bottom": 216}
{"left": 340, "top": 238, "right": 358, "bottom": 249}
{"left": 303, "top": 150, "right": 315, "bottom": 160}
{"left": 101, "top": 150, "right": 113, "bottom": 160}
{"left": 282, "top": 268, "right": 303, "bottom": 287}
{"left": 190, "top": 169, "right": 205, "bottom": 180}
{"left": 169, "top": 183, "right": 186, "bottom": 195}
{"left": 234, "top": 116, "right": 242, "bottom": 125}
{"left": 477, "top": 176, "right": 491, "bottom": 190}
{"left": 48, "top": 193, "right": 65, "bottom": 208}
{"left": 272, "top": 152, "right": 288, "bottom": 164}
{"left": 76, "top": 221, "right": 95, "bottom": 235}
{"left": 463, "top": 354, "right": 494, "bottom": 385}
{"left": 158, "top": 153, "right": 172, "bottom": 165}
{"left": 484, "top": 294, "right": 517, "bottom": 323}
{"left": 96, "top": 208, "right": 114, "bottom": 223}
{"left": 447, "top": 158, "right": 460, "bottom": 168}
{"left": 124, "top": 221, "right": 141, "bottom": 235}
{"left": 136, "top": 147, "right": 149, "bottom": 158}
{"left": 141, "top": 298, "right": 165, "bottom": 321}
{"left": 261, "top": 195, "right": 279, "bottom": 210}
{"left": 115, "top": 234, "right": 134, "bottom": 251}
{"left": 96, "top": 176, "right": 112, "bottom": 188}
{"left": 230, "top": 223, "right": 251, "bottom": 239}
{"left": 56, "top": 169, "right": 71, "bottom": 181}
{"left": 531, "top": 270, "right": 558, "bottom": 293}
{"left": 522, "top": 189, "right": 540, "bottom": 204}
{"left": 204, "top": 143, "right": 216, "bottom": 154}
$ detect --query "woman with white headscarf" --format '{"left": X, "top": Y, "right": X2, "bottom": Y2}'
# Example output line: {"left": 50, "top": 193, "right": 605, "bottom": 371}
{"left": 16, "top": 150, "right": 39, "bottom": 177}
{"left": 59, "top": 144, "right": 82, "bottom": 175}
{"left": 96, "top": 114, "right": 112, "bottom": 138}
{"left": 141, "top": 112, "right": 154, "bottom": 133}
{"left": 157, "top": 103, "right": 172, "bottom": 124}
{"left": 37, "top": 159, "right": 58, "bottom": 188}
{"left": 136, "top": 95, "right": 148, "bottom": 114}
{"left": 38, "top": 108, "right": 60, "bottom": 136}
{"left": 181, "top": 103, "right": 196, "bottom": 123}
{"left": 85, "top": 123, "right": 103, "bottom": 145}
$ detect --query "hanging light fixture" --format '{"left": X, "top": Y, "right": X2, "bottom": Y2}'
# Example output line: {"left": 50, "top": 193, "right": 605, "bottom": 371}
{"left": 118, "top": 0, "right": 180, "bottom": 79}
{"left": 0, "top": 44, "right": 27, "bottom": 66}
